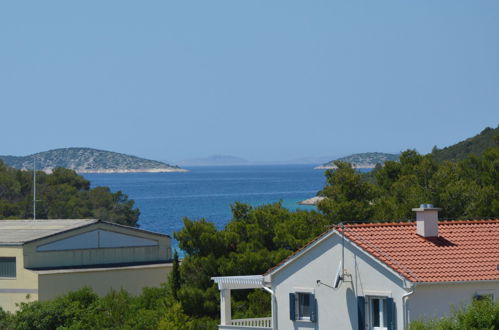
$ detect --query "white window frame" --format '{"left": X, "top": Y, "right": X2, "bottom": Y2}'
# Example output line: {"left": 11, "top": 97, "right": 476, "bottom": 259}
{"left": 367, "top": 296, "right": 388, "bottom": 330}
{"left": 292, "top": 287, "right": 314, "bottom": 322}
{"left": 295, "top": 292, "right": 312, "bottom": 321}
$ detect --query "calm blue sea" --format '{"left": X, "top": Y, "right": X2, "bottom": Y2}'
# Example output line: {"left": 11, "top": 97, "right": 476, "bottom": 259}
{"left": 83, "top": 165, "right": 327, "bottom": 249}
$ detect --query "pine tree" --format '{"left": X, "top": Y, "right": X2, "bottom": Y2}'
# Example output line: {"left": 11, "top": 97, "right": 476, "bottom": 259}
{"left": 169, "top": 250, "right": 181, "bottom": 300}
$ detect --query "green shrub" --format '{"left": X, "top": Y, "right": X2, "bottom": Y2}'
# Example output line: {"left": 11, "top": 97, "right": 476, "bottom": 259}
{"left": 410, "top": 297, "right": 499, "bottom": 330}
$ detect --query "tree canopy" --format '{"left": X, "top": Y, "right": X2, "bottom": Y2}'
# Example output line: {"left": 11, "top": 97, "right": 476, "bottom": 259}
{"left": 172, "top": 202, "right": 329, "bottom": 320}
{"left": 0, "top": 161, "right": 139, "bottom": 226}
{"left": 318, "top": 147, "right": 498, "bottom": 223}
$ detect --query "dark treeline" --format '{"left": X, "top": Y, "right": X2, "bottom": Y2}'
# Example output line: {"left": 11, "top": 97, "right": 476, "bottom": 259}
{"left": 0, "top": 162, "right": 139, "bottom": 226}
{"left": 0, "top": 144, "right": 498, "bottom": 329}
{"left": 430, "top": 126, "right": 499, "bottom": 162}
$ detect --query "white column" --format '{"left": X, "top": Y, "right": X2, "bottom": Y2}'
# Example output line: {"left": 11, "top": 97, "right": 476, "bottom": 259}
{"left": 220, "top": 288, "right": 231, "bottom": 325}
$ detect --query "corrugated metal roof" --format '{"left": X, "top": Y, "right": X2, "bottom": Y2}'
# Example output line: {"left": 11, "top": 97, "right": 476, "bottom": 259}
{"left": 0, "top": 219, "right": 98, "bottom": 245}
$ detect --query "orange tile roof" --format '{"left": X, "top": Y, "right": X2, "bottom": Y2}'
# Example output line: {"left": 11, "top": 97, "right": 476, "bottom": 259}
{"left": 338, "top": 220, "right": 499, "bottom": 283}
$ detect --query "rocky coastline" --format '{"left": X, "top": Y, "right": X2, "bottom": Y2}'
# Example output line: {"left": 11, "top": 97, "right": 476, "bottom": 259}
{"left": 75, "top": 168, "right": 189, "bottom": 174}
{"left": 314, "top": 164, "right": 376, "bottom": 170}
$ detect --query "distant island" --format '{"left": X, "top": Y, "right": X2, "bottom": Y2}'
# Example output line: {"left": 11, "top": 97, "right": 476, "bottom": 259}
{"left": 0, "top": 148, "right": 187, "bottom": 173}
{"left": 177, "top": 154, "right": 251, "bottom": 166}
{"left": 315, "top": 152, "right": 400, "bottom": 169}
{"left": 176, "top": 155, "right": 343, "bottom": 166}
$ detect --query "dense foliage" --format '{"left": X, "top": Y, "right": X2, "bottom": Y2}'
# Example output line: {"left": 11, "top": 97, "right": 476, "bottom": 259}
{"left": 410, "top": 297, "right": 499, "bottom": 330}
{"left": 1, "top": 142, "right": 498, "bottom": 328}
{"left": 431, "top": 126, "right": 499, "bottom": 162}
{"left": 0, "top": 286, "right": 217, "bottom": 330}
{"left": 318, "top": 146, "right": 499, "bottom": 223}
{"left": 0, "top": 161, "right": 139, "bottom": 226}
{"left": 172, "top": 202, "right": 328, "bottom": 320}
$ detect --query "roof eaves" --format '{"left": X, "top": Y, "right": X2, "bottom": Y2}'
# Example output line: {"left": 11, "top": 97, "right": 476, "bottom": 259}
{"left": 23, "top": 219, "right": 99, "bottom": 245}
{"left": 264, "top": 228, "right": 336, "bottom": 277}
{"left": 415, "top": 279, "right": 499, "bottom": 285}
{"left": 98, "top": 221, "right": 171, "bottom": 238}
{"left": 264, "top": 226, "right": 412, "bottom": 284}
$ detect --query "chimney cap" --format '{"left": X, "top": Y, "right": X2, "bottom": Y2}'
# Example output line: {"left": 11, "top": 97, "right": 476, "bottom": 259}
{"left": 412, "top": 204, "right": 442, "bottom": 212}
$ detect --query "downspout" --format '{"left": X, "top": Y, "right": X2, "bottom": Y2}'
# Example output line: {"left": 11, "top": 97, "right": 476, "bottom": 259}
{"left": 342, "top": 222, "right": 345, "bottom": 279}
{"left": 263, "top": 286, "right": 276, "bottom": 330}
{"left": 402, "top": 286, "right": 415, "bottom": 330}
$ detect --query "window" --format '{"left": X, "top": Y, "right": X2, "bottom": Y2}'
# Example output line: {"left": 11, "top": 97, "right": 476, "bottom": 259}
{"left": 475, "top": 293, "right": 494, "bottom": 301}
{"left": 358, "top": 296, "right": 393, "bottom": 330}
{"left": 289, "top": 292, "right": 317, "bottom": 322}
{"left": 370, "top": 297, "right": 388, "bottom": 330}
{"left": 0, "top": 257, "right": 16, "bottom": 278}
{"left": 298, "top": 292, "right": 312, "bottom": 320}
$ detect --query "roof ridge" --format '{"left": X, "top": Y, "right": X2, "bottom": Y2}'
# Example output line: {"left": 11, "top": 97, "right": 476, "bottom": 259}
{"left": 439, "top": 219, "right": 499, "bottom": 225}
{"left": 339, "top": 219, "right": 499, "bottom": 229}
{"left": 340, "top": 222, "right": 413, "bottom": 228}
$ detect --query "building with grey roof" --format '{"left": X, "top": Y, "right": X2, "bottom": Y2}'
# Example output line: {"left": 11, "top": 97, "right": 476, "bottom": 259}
{"left": 0, "top": 219, "right": 172, "bottom": 312}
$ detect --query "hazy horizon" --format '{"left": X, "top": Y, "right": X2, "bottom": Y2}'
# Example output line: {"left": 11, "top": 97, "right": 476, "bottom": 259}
{"left": 1, "top": 1, "right": 498, "bottom": 162}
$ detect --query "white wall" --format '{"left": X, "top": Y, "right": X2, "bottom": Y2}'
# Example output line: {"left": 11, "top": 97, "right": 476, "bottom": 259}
{"left": 409, "top": 281, "right": 499, "bottom": 323}
{"left": 270, "top": 233, "right": 408, "bottom": 330}
{"left": 269, "top": 232, "right": 499, "bottom": 329}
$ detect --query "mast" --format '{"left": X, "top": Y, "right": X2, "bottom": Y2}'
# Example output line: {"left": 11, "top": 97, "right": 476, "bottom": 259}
{"left": 33, "top": 157, "right": 36, "bottom": 220}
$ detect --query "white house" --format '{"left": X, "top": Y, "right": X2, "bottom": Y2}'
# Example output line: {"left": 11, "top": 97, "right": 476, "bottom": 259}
{"left": 213, "top": 205, "right": 499, "bottom": 329}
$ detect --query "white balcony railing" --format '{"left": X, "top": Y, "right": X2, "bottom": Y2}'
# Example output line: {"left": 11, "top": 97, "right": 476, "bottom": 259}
{"left": 219, "top": 317, "right": 272, "bottom": 329}
{"left": 231, "top": 317, "right": 271, "bottom": 328}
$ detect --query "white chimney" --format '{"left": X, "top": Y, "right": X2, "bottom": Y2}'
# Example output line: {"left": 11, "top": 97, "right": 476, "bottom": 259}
{"left": 412, "top": 204, "right": 441, "bottom": 238}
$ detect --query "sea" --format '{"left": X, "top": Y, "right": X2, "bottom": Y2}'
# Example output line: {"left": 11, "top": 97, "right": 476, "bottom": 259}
{"left": 83, "top": 165, "right": 327, "bottom": 251}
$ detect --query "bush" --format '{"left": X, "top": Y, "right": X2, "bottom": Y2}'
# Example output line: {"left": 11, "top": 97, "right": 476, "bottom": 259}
{"left": 410, "top": 297, "right": 499, "bottom": 330}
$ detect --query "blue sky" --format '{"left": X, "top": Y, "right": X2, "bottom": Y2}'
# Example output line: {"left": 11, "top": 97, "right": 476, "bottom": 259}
{"left": 1, "top": 1, "right": 498, "bottom": 163}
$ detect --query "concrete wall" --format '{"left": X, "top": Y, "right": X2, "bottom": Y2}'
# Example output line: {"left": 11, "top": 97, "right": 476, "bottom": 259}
{"left": 23, "top": 222, "right": 171, "bottom": 269}
{"left": 270, "top": 233, "right": 409, "bottom": 330}
{"left": 37, "top": 263, "right": 172, "bottom": 301}
{"left": 0, "top": 247, "right": 38, "bottom": 312}
{"left": 409, "top": 281, "right": 499, "bottom": 323}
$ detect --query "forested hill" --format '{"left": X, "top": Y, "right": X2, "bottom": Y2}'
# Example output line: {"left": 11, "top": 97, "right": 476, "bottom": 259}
{"left": 316, "top": 152, "right": 400, "bottom": 169}
{"left": 431, "top": 126, "right": 499, "bottom": 162}
{"left": 0, "top": 148, "right": 187, "bottom": 173}
{"left": 317, "top": 125, "right": 499, "bottom": 169}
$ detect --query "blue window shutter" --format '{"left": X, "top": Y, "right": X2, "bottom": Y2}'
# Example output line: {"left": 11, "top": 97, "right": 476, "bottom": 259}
{"left": 386, "top": 297, "right": 394, "bottom": 330}
{"left": 357, "top": 296, "right": 365, "bottom": 330}
{"left": 289, "top": 293, "right": 296, "bottom": 321}
{"left": 310, "top": 295, "right": 317, "bottom": 322}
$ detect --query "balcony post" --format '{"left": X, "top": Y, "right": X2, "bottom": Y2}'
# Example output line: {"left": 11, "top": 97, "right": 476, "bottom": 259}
{"left": 220, "top": 288, "right": 231, "bottom": 325}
